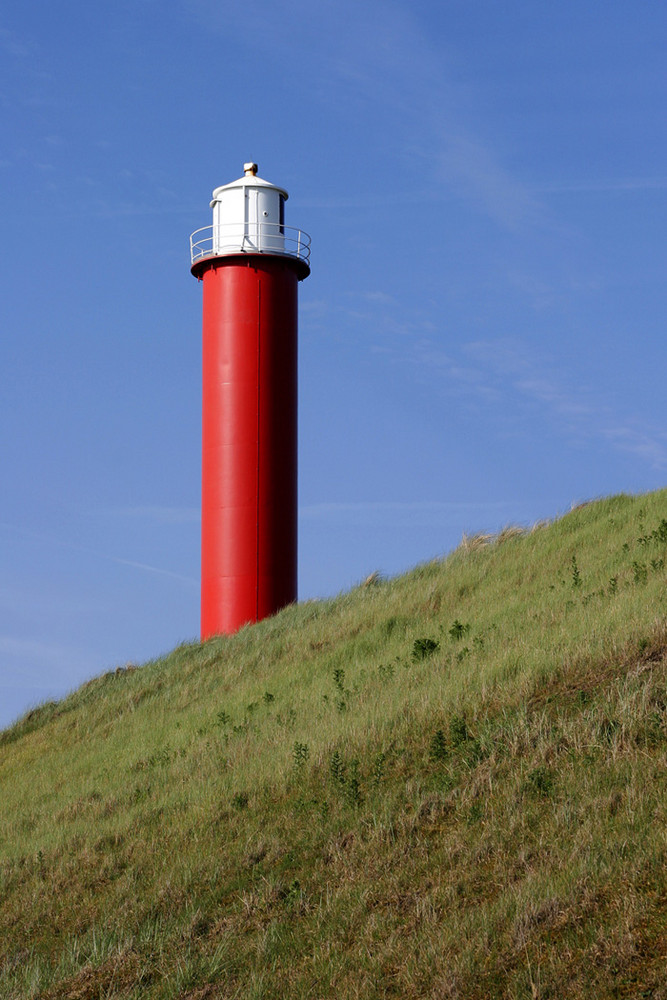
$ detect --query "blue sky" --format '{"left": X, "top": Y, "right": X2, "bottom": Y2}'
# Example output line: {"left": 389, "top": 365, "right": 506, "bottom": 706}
{"left": 2, "top": 0, "right": 666, "bottom": 728}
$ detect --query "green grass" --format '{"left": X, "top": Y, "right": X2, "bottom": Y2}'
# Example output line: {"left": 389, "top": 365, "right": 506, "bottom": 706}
{"left": 2, "top": 489, "right": 667, "bottom": 998}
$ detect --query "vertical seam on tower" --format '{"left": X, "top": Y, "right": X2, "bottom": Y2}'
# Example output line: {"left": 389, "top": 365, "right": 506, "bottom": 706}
{"left": 256, "top": 276, "right": 261, "bottom": 622}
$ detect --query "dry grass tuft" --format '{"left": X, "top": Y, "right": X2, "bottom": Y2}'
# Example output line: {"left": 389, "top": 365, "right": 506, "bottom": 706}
{"left": 494, "top": 523, "right": 528, "bottom": 545}
{"left": 530, "top": 518, "right": 551, "bottom": 533}
{"left": 458, "top": 531, "right": 494, "bottom": 553}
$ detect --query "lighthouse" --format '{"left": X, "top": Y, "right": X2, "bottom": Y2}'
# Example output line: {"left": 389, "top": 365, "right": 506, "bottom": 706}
{"left": 190, "top": 163, "right": 311, "bottom": 638}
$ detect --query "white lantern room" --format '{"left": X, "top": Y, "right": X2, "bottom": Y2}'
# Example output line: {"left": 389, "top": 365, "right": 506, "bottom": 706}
{"left": 209, "top": 162, "right": 287, "bottom": 255}
{"left": 189, "top": 163, "right": 311, "bottom": 273}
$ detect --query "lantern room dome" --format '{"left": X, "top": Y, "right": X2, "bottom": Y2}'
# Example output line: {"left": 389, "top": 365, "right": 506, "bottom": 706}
{"left": 209, "top": 165, "right": 288, "bottom": 207}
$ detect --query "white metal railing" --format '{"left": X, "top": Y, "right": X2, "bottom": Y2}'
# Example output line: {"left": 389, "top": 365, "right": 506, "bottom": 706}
{"left": 190, "top": 223, "right": 311, "bottom": 268}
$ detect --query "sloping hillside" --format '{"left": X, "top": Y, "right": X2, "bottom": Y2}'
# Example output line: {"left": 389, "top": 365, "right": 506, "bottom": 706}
{"left": 2, "top": 490, "right": 667, "bottom": 999}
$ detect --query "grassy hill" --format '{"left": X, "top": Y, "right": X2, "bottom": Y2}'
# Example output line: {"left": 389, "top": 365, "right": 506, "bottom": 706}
{"left": 2, "top": 490, "right": 667, "bottom": 1000}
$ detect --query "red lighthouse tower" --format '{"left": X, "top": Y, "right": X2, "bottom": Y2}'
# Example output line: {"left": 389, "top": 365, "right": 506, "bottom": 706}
{"left": 190, "top": 163, "right": 310, "bottom": 638}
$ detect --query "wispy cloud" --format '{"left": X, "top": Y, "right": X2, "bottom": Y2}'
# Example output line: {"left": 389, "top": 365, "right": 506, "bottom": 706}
{"left": 432, "top": 133, "right": 543, "bottom": 231}
{"left": 0, "top": 520, "right": 197, "bottom": 585}
{"left": 359, "top": 291, "right": 397, "bottom": 305}
{"left": 190, "top": 0, "right": 665, "bottom": 477}
{"left": 302, "top": 280, "right": 667, "bottom": 472}
{"left": 0, "top": 27, "right": 31, "bottom": 59}
{"left": 462, "top": 339, "right": 667, "bottom": 469}
{"left": 0, "top": 634, "right": 92, "bottom": 686}
{"left": 512, "top": 378, "right": 592, "bottom": 418}
{"left": 300, "top": 500, "right": 515, "bottom": 528}
{"left": 0, "top": 634, "right": 79, "bottom": 666}
{"left": 541, "top": 177, "right": 667, "bottom": 194}
{"left": 108, "top": 556, "right": 197, "bottom": 586}
{"left": 298, "top": 194, "right": 426, "bottom": 210}
{"left": 194, "top": 0, "right": 545, "bottom": 233}
{"left": 0, "top": 583, "right": 102, "bottom": 620}
{"left": 103, "top": 505, "right": 200, "bottom": 524}
{"left": 601, "top": 424, "right": 667, "bottom": 467}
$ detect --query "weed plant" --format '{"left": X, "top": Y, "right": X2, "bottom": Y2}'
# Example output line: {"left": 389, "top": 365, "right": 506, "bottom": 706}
{"left": 1, "top": 490, "right": 667, "bottom": 998}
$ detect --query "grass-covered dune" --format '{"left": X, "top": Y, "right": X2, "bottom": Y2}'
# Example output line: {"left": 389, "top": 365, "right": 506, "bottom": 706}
{"left": 2, "top": 490, "right": 667, "bottom": 999}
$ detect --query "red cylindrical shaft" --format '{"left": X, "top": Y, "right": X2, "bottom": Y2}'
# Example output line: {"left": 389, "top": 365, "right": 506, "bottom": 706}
{"left": 198, "top": 255, "right": 299, "bottom": 637}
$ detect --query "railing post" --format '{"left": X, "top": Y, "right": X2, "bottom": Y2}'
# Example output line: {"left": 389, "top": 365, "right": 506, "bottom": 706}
{"left": 190, "top": 224, "right": 309, "bottom": 268}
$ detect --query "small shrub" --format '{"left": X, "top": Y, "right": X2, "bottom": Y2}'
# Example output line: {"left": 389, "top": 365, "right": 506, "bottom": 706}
{"left": 372, "top": 751, "right": 386, "bottom": 784}
{"left": 654, "top": 518, "right": 667, "bottom": 544}
{"left": 448, "top": 620, "right": 470, "bottom": 641}
{"left": 467, "top": 802, "right": 483, "bottom": 825}
{"left": 344, "top": 760, "right": 363, "bottom": 807}
{"left": 263, "top": 692, "right": 275, "bottom": 704}
{"left": 232, "top": 792, "right": 249, "bottom": 810}
{"left": 571, "top": 555, "right": 582, "bottom": 589}
{"left": 283, "top": 878, "right": 302, "bottom": 907}
{"left": 382, "top": 616, "right": 403, "bottom": 637}
{"left": 429, "top": 729, "right": 448, "bottom": 762}
{"left": 292, "top": 742, "right": 309, "bottom": 767}
{"left": 328, "top": 751, "right": 362, "bottom": 805}
{"left": 450, "top": 715, "right": 469, "bottom": 747}
{"left": 329, "top": 751, "right": 345, "bottom": 785}
{"left": 637, "top": 713, "right": 665, "bottom": 748}
{"left": 632, "top": 561, "right": 648, "bottom": 585}
{"left": 412, "top": 637, "right": 440, "bottom": 661}
{"left": 332, "top": 670, "right": 349, "bottom": 710}
{"left": 598, "top": 717, "right": 619, "bottom": 744}
{"left": 524, "top": 766, "right": 554, "bottom": 798}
